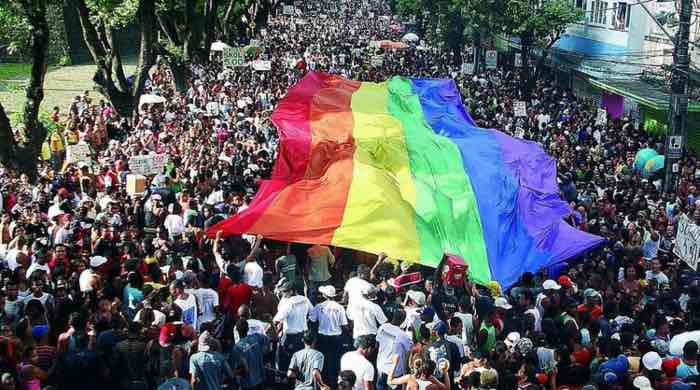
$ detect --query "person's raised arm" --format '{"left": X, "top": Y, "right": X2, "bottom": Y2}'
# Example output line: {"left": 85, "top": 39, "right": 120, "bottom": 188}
{"left": 370, "top": 252, "right": 386, "bottom": 282}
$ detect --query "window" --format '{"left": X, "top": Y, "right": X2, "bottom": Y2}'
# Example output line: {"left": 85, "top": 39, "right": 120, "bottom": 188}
{"left": 612, "top": 2, "right": 631, "bottom": 30}
{"left": 575, "top": 0, "right": 585, "bottom": 9}
{"left": 589, "top": 1, "right": 609, "bottom": 25}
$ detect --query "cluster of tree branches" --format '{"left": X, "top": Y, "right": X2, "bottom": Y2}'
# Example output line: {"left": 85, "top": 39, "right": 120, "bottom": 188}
{"left": 396, "top": 0, "right": 584, "bottom": 97}
{"left": 0, "top": 0, "right": 279, "bottom": 178}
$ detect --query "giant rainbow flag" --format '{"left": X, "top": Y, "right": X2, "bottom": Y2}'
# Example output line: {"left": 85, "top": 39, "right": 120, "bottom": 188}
{"left": 210, "top": 71, "right": 604, "bottom": 288}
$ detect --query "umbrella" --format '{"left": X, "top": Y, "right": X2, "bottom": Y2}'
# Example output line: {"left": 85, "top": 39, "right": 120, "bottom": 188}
{"left": 378, "top": 40, "right": 408, "bottom": 49}
{"left": 642, "top": 155, "right": 665, "bottom": 177}
{"left": 634, "top": 148, "right": 658, "bottom": 171}
{"left": 244, "top": 45, "right": 263, "bottom": 58}
{"left": 210, "top": 40, "right": 231, "bottom": 51}
{"left": 139, "top": 94, "right": 166, "bottom": 107}
{"left": 670, "top": 331, "right": 700, "bottom": 357}
{"left": 402, "top": 33, "right": 419, "bottom": 42}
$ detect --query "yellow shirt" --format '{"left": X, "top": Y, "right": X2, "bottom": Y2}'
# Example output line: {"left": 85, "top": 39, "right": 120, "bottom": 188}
{"left": 49, "top": 132, "right": 65, "bottom": 152}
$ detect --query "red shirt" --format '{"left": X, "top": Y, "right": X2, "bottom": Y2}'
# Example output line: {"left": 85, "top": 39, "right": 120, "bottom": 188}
{"left": 225, "top": 283, "right": 252, "bottom": 317}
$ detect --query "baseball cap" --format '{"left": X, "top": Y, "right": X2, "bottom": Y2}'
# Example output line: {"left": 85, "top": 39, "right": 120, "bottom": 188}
{"left": 406, "top": 290, "right": 426, "bottom": 306}
{"left": 89, "top": 256, "right": 108, "bottom": 268}
{"left": 642, "top": 351, "right": 662, "bottom": 371}
{"left": 542, "top": 279, "right": 561, "bottom": 290}
{"left": 633, "top": 376, "right": 653, "bottom": 390}
{"left": 318, "top": 285, "right": 336, "bottom": 298}
{"left": 494, "top": 297, "right": 512, "bottom": 310}
{"left": 558, "top": 275, "right": 573, "bottom": 288}
{"left": 434, "top": 321, "right": 448, "bottom": 336}
{"left": 505, "top": 332, "right": 521, "bottom": 349}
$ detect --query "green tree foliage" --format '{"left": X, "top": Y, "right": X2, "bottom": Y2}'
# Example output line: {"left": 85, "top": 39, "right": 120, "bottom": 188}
{"left": 500, "top": 0, "right": 584, "bottom": 97}
{"left": 0, "top": 1, "right": 68, "bottom": 64}
{"left": 0, "top": 0, "right": 50, "bottom": 179}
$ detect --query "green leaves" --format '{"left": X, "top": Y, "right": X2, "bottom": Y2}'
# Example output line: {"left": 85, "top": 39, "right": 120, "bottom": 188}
{"left": 502, "top": 0, "right": 584, "bottom": 46}
{"left": 85, "top": 0, "right": 139, "bottom": 27}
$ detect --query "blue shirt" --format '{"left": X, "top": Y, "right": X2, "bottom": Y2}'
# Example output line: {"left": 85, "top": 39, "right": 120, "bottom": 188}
{"left": 676, "top": 361, "right": 698, "bottom": 379}
{"left": 189, "top": 351, "right": 233, "bottom": 390}
{"left": 232, "top": 333, "right": 269, "bottom": 388}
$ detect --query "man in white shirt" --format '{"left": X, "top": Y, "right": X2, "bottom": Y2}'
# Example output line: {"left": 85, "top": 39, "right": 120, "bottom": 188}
{"left": 376, "top": 310, "right": 412, "bottom": 390}
{"left": 343, "top": 264, "right": 372, "bottom": 316}
{"left": 340, "top": 335, "right": 376, "bottom": 390}
{"left": 348, "top": 285, "right": 387, "bottom": 342}
{"left": 170, "top": 279, "right": 198, "bottom": 330}
{"left": 309, "top": 285, "right": 348, "bottom": 385}
{"left": 646, "top": 258, "right": 670, "bottom": 285}
{"left": 273, "top": 282, "right": 313, "bottom": 372}
{"left": 194, "top": 275, "right": 219, "bottom": 331}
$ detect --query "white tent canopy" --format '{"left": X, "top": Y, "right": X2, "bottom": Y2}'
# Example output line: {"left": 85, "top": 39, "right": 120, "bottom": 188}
{"left": 401, "top": 33, "right": 419, "bottom": 42}
{"left": 139, "top": 94, "right": 166, "bottom": 108}
{"left": 210, "top": 40, "right": 232, "bottom": 51}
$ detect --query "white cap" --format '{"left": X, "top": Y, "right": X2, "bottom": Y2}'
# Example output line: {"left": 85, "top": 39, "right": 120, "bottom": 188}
{"left": 642, "top": 351, "right": 662, "bottom": 371}
{"left": 495, "top": 297, "right": 513, "bottom": 310}
{"left": 633, "top": 376, "right": 653, "bottom": 390}
{"left": 505, "top": 332, "right": 521, "bottom": 348}
{"left": 542, "top": 279, "right": 561, "bottom": 290}
{"left": 406, "top": 290, "right": 426, "bottom": 306}
{"left": 318, "top": 285, "right": 336, "bottom": 298}
{"left": 89, "top": 256, "right": 108, "bottom": 268}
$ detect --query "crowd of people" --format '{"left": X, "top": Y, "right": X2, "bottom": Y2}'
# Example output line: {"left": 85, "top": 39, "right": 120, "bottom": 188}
{"left": 1, "top": 0, "right": 700, "bottom": 389}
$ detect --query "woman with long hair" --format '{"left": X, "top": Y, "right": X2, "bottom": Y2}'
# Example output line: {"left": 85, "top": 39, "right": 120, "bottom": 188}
{"left": 388, "top": 355, "right": 451, "bottom": 390}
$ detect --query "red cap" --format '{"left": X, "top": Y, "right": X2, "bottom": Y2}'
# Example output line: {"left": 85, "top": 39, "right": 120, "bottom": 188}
{"left": 159, "top": 323, "right": 175, "bottom": 346}
{"left": 662, "top": 357, "right": 680, "bottom": 378}
{"left": 558, "top": 275, "right": 573, "bottom": 288}
{"left": 57, "top": 188, "right": 69, "bottom": 197}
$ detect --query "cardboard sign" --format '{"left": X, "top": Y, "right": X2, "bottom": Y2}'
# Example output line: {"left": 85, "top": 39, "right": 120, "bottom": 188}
{"left": 596, "top": 108, "right": 607, "bottom": 126}
{"left": 252, "top": 60, "right": 272, "bottom": 71}
{"left": 283, "top": 5, "right": 294, "bottom": 15}
{"left": 223, "top": 47, "right": 246, "bottom": 67}
{"left": 485, "top": 50, "right": 498, "bottom": 69}
{"left": 514, "top": 100, "right": 527, "bottom": 117}
{"left": 371, "top": 54, "right": 384, "bottom": 67}
{"left": 129, "top": 154, "right": 169, "bottom": 176}
{"left": 462, "top": 62, "right": 474, "bottom": 75}
{"left": 66, "top": 144, "right": 91, "bottom": 164}
{"left": 675, "top": 214, "right": 700, "bottom": 270}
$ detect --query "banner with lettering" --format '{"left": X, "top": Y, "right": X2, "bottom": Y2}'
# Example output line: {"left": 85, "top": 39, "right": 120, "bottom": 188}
{"left": 129, "top": 154, "right": 169, "bottom": 176}
{"left": 675, "top": 214, "right": 700, "bottom": 270}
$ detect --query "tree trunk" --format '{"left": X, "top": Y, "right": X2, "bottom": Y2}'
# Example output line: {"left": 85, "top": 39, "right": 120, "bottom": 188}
{"left": 520, "top": 31, "right": 533, "bottom": 100}
{"left": 472, "top": 29, "right": 482, "bottom": 74}
{"left": 76, "top": 0, "right": 156, "bottom": 118}
{"left": 0, "top": 0, "right": 49, "bottom": 180}
{"left": 202, "top": 0, "right": 219, "bottom": 61}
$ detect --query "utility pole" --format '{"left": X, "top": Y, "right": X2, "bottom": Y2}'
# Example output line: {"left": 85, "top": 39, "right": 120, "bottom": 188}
{"left": 664, "top": 0, "right": 692, "bottom": 193}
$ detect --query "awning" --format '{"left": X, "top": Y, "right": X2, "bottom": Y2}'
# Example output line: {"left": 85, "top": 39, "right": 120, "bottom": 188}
{"left": 589, "top": 78, "right": 700, "bottom": 112}
{"left": 554, "top": 34, "right": 627, "bottom": 56}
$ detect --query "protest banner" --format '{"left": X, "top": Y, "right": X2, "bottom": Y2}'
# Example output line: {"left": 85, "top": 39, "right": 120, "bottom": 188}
{"left": 371, "top": 54, "right": 384, "bottom": 67}
{"left": 252, "top": 60, "right": 272, "bottom": 71}
{"left": 596, "top": 108, "right": 607, "bottom": 126}
{"left": 461, "top": 62, "right": 474, "bottom": 75}
{"left": 674, "top": 214, "right": 700, "bottom": 270}
{"left": 129, "top": 154, "right": 169, "bottom": 176}
{"left": 514, "top": 101, "right": 527, "bottom": 117}
{"left": 485, "top": 50, "right": 498, "bottom": 69}
{"left": 223, "top": 47, "right": 245, "bottom": 67}
{"left": 283, "top": 5, "right": 294, "bottom": 15}
{"left": 66, "top": 144, "right": 91, "bottom": 164}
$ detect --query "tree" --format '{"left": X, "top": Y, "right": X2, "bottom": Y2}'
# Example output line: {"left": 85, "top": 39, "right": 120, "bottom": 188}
{"left": 73, "top": 0, "right": 156, "bottom": 117}
{"left": 0, "top": 0, "right": 50, "bottom": 179}
{"left": 501, "top": 0, "right": 583, "bottom": 98}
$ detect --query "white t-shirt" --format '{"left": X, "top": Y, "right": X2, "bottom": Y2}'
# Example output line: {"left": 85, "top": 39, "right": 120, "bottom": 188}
{"left": 376, "top": 323, "right": 413, "bottom": 376}
{"left": 340, "top": 350, "right": 375, "bottom": 390}
{"left": 174, "top": 293, "right": 198, "bottom": 329}
{"left": 234, "top": 319, "right": 270, "bottom": 343}
{"left": 134, "top": 308, "right": 166, "bottom": 326}
{"left": 273, "top": 295, "right": 312, "bottom": 334}
{"left": 164, "top": 214, "right": 185, "bottom": 237}
{"left": 646, "top": 270, "right": 670, "bottom": 285}
{"left": 309, "top": 300, "right": 348, "bottom": 336}
{"left": 195, "top": 288, "right": 219, "bottom": 329}
{"left": 348, "top": 298, "right": 387, "bottom": 339}
{"left": 344, "top": 277, "right": 372, "bottom": 313}
{"left": 244, "top": 261, "right": 263, "bottom": 288}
